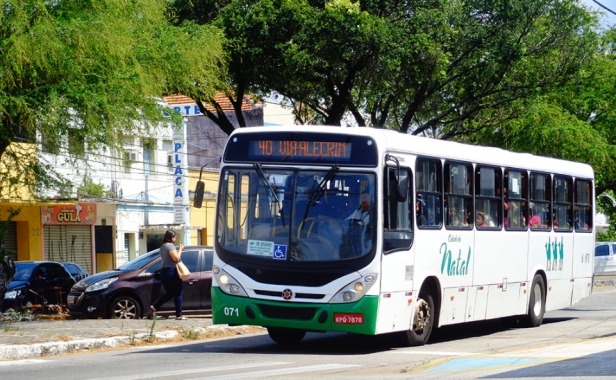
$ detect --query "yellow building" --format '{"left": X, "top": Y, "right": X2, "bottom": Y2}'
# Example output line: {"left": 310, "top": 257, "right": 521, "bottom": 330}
{"left": 187, "top": 168, "right": 219, "bottom": 247}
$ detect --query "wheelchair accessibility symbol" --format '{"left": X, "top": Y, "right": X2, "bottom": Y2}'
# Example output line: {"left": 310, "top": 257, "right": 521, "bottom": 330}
{"left": 273, "top": 244, "right": 287, "bottom": 260}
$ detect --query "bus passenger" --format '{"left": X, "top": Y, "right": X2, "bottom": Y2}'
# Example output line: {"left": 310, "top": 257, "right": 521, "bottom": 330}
{"left": 529, "top": 211, "right": 542, "bottom": 228}
{"left": 416, "top": 198, "right": 427, "bottom": 226}
{"left": 476, "top": 212, "right": 488, "bottom": 227}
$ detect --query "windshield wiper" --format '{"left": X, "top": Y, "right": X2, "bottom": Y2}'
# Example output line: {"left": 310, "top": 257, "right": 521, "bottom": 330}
{"left": 253, "top": 163, "right": 284, "bottom": 226}
{"left": 302, "top": 166, "right": 340, "bottom": 223}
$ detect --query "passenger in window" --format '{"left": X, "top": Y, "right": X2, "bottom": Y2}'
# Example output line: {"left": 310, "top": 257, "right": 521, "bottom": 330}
{"left": 476, "top": 212, "right": 488, "bottom": 227}
{"left": 574, "top": 211, "right": 589, "bottom": 230}
{"left": 529, "top": 207, "right": 542, "bottom": 228}
{"left": 552, "top": 215, "right": 559, "bottom": 230}
{"left": 416, "top": 198, "right": 428, "bottom": 226}
{"left": 451, "top": 214, "right": 461, "bottom": 227}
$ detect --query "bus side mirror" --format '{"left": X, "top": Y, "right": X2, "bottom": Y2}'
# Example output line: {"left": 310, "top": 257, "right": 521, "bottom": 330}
{"left": 193, "top": 181, "right": 205, "bottom": 208}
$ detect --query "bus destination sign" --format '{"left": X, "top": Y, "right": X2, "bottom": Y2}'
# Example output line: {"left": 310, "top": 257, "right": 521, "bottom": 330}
{"left": 224, "top": 131, "right": 378, "bottom": 166}
{"left": 251, "top": 140, "right": 352, "bottom": 160}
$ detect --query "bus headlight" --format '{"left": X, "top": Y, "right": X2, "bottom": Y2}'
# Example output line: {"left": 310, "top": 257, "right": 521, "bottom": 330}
{"left": 214, "top": 267, "right": 248, "bottom": 297}
{"left": 330, "top": 273, "right": 378, "bottom": 304}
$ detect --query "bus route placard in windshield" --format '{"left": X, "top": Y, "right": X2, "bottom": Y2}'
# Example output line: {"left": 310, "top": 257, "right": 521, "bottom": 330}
{"left": 224, "top": 131, "right": 378, "bottom": 166}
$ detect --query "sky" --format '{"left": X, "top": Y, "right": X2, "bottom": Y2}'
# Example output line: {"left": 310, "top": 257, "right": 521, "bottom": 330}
{"left": 581, "top": 0, "right": 616, "bottom": 28}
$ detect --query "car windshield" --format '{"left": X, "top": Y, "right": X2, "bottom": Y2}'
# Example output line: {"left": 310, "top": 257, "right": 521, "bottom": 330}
{"left": 13, "top": 263, "right": 36, "bottom": 281}
{"left": 116, "top": 250, "right": 159, "bottom": 271}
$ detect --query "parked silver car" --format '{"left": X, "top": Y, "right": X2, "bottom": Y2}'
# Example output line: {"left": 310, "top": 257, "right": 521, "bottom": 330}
{"left": 595, "top": 242, "right": 616, "bottom": 275}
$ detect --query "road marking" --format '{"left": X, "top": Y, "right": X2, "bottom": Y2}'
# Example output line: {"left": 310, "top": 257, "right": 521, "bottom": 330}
{"left": 414, "top": 336, "right": 616, "bottom": 375}
{"left": 0, "top": 359, "right": 50, "bottom": 366}
{"left": 88, "top": 362, "right": 290, "bottom": 380}
{"left": 191, "top": 363, "right": 362, "bottom": 379}
{"left": 393, "top": 350, "right": 472, "bottom": 356}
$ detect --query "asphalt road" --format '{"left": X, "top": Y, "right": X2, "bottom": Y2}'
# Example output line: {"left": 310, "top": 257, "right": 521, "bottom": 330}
{"left": 0, "top": 277, "right": 615, "bottom": 379}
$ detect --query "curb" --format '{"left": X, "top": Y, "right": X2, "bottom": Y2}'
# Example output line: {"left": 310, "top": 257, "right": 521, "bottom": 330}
{"left": 0, "top": 330, "right": 181, "bottom": 361}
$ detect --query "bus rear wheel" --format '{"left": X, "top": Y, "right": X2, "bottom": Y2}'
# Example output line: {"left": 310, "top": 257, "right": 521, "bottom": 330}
{"left": 402, "top": 293, "right": 435, "bottom": 346}
{"left": 267, "top": 327, "right": 307, "bottom": 344}
{"left": 524, "top": 274, "right": 546, "bottom": 327}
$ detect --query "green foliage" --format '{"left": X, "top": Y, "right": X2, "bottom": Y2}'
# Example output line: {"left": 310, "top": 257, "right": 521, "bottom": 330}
{"left": 0, "top": 0, "right": 225, "bottom": 198}
{"left": 175, "top": 0, "right": 599, "bottom": 134}
{"left": 76, "top": 175, "right": 109, "bottom": 199}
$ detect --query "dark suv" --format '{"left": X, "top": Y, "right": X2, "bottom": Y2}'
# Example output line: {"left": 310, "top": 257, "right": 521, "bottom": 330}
{"left": 67, "top": 246, "right": 213, "bottom": 319}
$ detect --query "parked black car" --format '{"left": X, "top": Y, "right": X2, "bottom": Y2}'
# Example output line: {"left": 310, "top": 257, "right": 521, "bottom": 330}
{"left": 67, "top": 246, "right": 213, "bottom": 319}
{"left": 2, "top": 261, "right": 76, "bottom": 312}
{"left": 61, "top": 262, "right": 90, "bottom": 282}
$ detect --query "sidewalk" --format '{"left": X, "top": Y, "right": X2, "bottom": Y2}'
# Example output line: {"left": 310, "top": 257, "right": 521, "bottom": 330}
{"left": 0, "top": 315, "right": 262, "bottom": 361}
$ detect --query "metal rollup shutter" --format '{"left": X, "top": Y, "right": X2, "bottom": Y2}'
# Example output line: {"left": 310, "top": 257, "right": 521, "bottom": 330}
{"left": 44, "top": 225, "right": 93, "bottom": 274}
{"left": 2, "top": 222, "right": 17, "bottom": 253}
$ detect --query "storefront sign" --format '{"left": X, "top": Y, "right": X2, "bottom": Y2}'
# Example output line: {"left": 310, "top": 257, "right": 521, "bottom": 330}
{"left": 173, "top": 128, "right": 186, "bottom": 224}
{"left": 41, "top": 203, "right": 97, "bottom": 225}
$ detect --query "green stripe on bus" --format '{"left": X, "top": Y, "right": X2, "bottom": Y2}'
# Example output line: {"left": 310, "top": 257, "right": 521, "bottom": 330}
{"left": 212, "top": 287, "right": 379, "bottom": 335}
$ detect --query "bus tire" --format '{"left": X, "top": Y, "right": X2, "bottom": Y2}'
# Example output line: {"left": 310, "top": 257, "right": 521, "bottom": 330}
{"left": 402, "top": 293, "right": 435, "bottom": 346}
{"left": 525, "top": 274, "right": 546, "bottom": 327}
{"left": 267, "top": 327, "right": 306, "bottom": 344}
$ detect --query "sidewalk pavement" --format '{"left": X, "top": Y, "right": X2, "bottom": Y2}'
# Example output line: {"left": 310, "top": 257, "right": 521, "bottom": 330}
{"left": 2, "top": 276, "right": 615, "bottom": 361}
{"left": 0, "top": 315, "right": 262, "bottom": 361}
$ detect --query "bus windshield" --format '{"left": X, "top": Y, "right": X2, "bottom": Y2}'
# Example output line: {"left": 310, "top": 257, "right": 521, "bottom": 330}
{"left": 216, "top": 167, "right": 376, "bottom": 262}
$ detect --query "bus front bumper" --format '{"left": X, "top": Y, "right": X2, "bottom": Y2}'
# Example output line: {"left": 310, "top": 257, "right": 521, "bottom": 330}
{"left": 211, "top": 287, "right": 379, "bottom": 335}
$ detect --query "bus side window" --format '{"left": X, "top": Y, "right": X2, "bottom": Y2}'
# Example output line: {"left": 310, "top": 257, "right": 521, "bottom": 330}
{"left": 530, "top": 172, "right": 551, "bottom": 230}
{"left": 383, "top": 166, "right": 413, "bottom": 253}
{"left": 445, "top": 161, "right": 472, "bottom": 228}
{"left": 553, "top": 176, "right": 572, "bottom": 231}
{"left": 475, "top": 166, "right": 502, "bottom": 229}
{"left": 504, "top": 169, "right": 528, "bottom": 230}
{"left": 415, "top": 158, "right": 442, "bottom": 228}
{"left": 574, "top": 179, "right": 592, "bottom": 232}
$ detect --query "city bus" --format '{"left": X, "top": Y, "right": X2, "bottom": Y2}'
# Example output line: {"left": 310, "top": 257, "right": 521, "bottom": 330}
{"left": 197, "top": 125, "right": 594, "bottom": 346}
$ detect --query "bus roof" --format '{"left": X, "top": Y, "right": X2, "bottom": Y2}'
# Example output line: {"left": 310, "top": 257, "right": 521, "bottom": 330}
{"left": 227, "top": 126, "right": 594, "bottom": 179}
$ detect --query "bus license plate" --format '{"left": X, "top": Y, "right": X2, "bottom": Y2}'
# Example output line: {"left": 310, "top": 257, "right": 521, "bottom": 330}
{"left": 334, "top": 313, "right": 364, "bottom": 324}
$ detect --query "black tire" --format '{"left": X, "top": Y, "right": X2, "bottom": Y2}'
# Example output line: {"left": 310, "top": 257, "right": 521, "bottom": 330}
{"left": 401, "top": 293, "right": 435, "bottom": 346}
{"left": 267, "top": 327, "right": 306, "bottom": 344}
{"left": 109, "top": 296, "right": 141, "bottom": 319}
{"left": 524, "top": 274, "right": 546, "bottom": 327}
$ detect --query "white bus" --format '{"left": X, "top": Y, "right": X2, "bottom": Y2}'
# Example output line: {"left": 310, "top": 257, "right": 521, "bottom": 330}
{"left": 201, "top": 126, "right": 594, "bottom": 345}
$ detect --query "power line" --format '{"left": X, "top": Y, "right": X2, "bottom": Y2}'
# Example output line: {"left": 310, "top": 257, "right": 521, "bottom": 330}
{"left": 592, "top": 0, "right": 616, "bottom": 16}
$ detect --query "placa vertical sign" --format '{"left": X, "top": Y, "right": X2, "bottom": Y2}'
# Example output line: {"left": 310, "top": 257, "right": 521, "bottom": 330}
{"left": 173, "top": 124, "right": 187, "bottom": 224}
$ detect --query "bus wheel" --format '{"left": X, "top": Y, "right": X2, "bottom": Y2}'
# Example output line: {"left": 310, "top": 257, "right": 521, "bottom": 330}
{"left": 525, "top": 274, "right": 546, "bottom": 327}
{"left": 402, "top": 293, "right": 435, "bottom": 346}
{"left": 267, "top": 327, "right": 306, "bottom": 344}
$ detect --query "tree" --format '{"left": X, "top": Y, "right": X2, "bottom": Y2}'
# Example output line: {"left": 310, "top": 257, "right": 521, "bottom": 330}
{"left": 172, "top": 0, "right": 599, "bottom": 138}
{"left": 0, "top": 0, "right": 225, "bottom": 199}
{"left": 364, "top": 0, "right": 599, "bottom": 137}
{"left": 473, "top": 26, "right": 616, "bottom": 194}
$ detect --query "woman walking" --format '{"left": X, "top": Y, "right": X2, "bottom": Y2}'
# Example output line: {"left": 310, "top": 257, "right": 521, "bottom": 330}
{"left": 150, "top": 230, "right": 187, "bottom": 320}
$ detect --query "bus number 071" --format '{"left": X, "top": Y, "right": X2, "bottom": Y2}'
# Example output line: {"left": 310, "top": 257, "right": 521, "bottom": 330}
{"left": 224, "top": 307, "right": 239, "bottom": 317}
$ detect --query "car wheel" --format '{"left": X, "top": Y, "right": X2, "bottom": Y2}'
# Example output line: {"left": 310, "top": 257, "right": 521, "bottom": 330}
{"left": 109, "top": 296, "right": 141, "bottom": 319}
